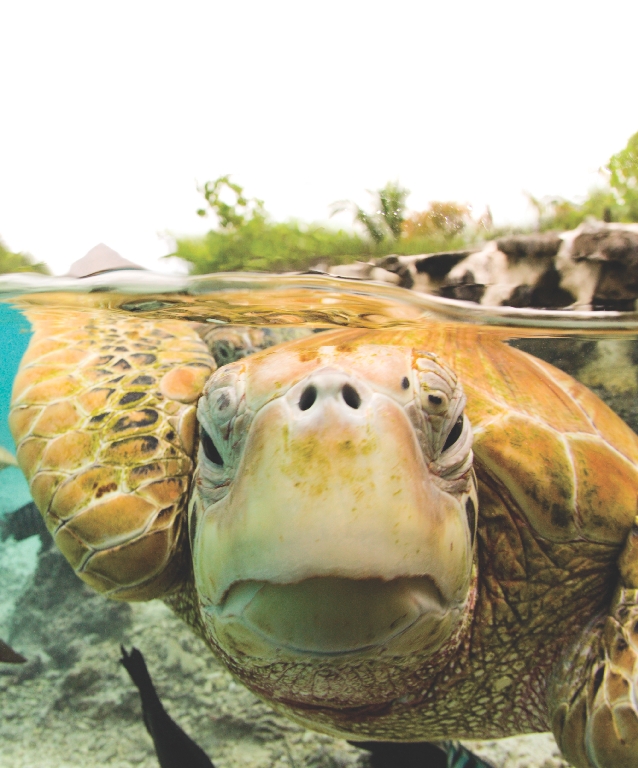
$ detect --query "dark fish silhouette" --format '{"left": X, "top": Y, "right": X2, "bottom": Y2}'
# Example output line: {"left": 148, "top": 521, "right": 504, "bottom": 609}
{"left": 444, "top": 741, "right": 497, "bottom": 768}
{"left": 0, "top": 501, "right": 51, "bottom": 547}
{"left": 0, "top": 639, "right": 26, "bottom": 664}
{"left": 352, "top": 739, "right": 496, "bottom": 767}
{"left": 120, "top": 646, "right": 494, "bottom": 768}
{"left": 351, "top": 740, "right": 448, "bottom": 768}
{"left": 120, "top": 646, "right": 215, "bottom": 768}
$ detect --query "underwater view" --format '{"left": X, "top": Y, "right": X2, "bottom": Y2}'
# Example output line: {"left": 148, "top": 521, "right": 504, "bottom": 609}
{"left": 1, "top": 268, "right": 638, "bottom": 768}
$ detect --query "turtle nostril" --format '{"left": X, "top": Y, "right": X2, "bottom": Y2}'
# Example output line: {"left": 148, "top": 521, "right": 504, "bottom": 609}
{"left": 298, "top": 385, "right": 317, "bottom": 411}
{"left": 342, "top": 384, "right": 361, "bottom": 409}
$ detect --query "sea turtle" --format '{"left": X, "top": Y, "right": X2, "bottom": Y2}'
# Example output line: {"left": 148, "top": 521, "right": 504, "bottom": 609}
{"left": 9, "top": 308, "right": 638, "bottom": 768}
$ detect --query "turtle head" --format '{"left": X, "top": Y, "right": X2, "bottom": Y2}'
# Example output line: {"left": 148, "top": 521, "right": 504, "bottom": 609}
{"left": 189, "top": 333, "right": 477, "bottom": 705}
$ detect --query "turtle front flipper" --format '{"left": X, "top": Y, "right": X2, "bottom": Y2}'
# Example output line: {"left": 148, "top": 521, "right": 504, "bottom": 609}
{"left": 9, "top": 310, "right": 216, "bottom": 601}
{"left": 549, "top": 519, "right": 638, "bottom": 768}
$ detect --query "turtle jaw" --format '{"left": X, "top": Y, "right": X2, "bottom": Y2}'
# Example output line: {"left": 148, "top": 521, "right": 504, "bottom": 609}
{"left": 203, "top": 574, "right": 458, "bottom": 659}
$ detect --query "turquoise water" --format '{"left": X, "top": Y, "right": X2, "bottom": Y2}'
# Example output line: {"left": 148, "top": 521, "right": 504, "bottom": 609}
{"left": 0, "top": 304, "right": 32, "bottom": 514}
{"left": 0, "top": 303, "right": 31, "bottom": 449}
{"left": 1, "top": 272, "right": 637, "bottom": 768}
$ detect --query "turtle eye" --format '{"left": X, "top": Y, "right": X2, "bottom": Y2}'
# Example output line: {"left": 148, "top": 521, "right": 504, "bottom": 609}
{"left": 201, "top": 428, "right": 224, "bottom": 466}
{"left": 214, "top": 341, "right": 233, "bottom": 362}
{"left": 442, "top": 416, "right": 464, "bottom": 452}
{"left": 422, "top": 390, "right": 449, "bottom": 415}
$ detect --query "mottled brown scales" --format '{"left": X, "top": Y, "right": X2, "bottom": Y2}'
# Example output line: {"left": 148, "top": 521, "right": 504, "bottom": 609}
{"left": 9, "top": 316, "right": 638, "bottom": 767}
{"left": 10, "top": 309, "right": 215, "bottom": 599}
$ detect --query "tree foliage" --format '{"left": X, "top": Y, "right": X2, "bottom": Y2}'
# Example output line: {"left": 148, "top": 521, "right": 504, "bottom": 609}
{"left": 173, "top": 219, "right": 381, "bottom": 274}
{"left": 172, "top": 176, "right": 377, "bottom": 273}
{"left": 402, "top": 202, "right": 473, "bottom": 240}
{"left": 527, "top": 130, "right": 638, "bottom": 231}
{"left": 331, "top": 182, "right": 409, "bottom": 243}
{"left": 0, "top": 238, "right": 49, "bottom": 274}
{"left": 526, "top": 189, "right": 618, "bottom": 232}
{"left": 196, "top": 175, "right": 266, "bottom": 229}
{"left": 171, "top": 176, "right": 482, "bottom": 274}
{"left": 608, "top": 130, "right": 638, "bottom": 221}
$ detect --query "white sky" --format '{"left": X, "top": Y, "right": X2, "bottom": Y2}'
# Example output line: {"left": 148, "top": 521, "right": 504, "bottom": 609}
{"left": 1, "top": 1, "right": 637, "bottom": 275}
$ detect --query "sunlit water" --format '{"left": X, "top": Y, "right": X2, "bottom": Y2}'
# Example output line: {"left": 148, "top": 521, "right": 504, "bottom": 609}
{"left": 1, "top": 270, "right": 638, "bottom": 768}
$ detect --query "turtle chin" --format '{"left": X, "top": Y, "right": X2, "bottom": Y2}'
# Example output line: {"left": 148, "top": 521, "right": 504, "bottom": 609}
{"left": 203, "top": 575, "right": 457, "bottom": 661}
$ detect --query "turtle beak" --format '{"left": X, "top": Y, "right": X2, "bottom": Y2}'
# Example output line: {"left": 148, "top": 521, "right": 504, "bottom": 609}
{"left": 205, "top": 575, "right": 454, "bottom": 658}
{"left": 193, "top": 367, "right": 473, "bottom": 659}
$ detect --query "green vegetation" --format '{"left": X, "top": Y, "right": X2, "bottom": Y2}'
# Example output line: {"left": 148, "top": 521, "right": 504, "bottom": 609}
{"left": 331, "top": 182, "right": 410, "bottom": 243}
{"left": 0, "top": 239, "right": 49, "bottom": 274}
{"left": 333, "top": 183, "right": 481, "bottom": 255}
{"left": 608, "top": 130, "right": 638, "bottom": 221}
{"left": 171, "top": 130, "right": 638, "bottom": 274}
{"left": 173, "top": 221, "right": 375, "bottom": 274}
{"left": 528, "top": 130, "right": 638, "bottom": 231}
{"left": 173, "top": 176, "right": 375, "bottom": 273}
{"left": 171, "top": 177, "right": 482, "bottom": 274}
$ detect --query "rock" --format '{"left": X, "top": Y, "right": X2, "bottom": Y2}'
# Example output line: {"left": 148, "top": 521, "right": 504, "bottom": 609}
{"left": 439, "top": 269, "right": 487, "bottom": 303}
{"left": 319, "top": 222, "right": 638, "bottom": 311}
{"left": 0, "top": 534, "right": 41, "bottom": 630}
{"left": 553, "top": 227, "right": 600, "bottom": 308}
{"left": 496, "top": 233, "right": 562, "bottom": 262}
{"left": 519, "top": 266, "right": 574, "bottom": 309}
{"left": 369, "top": 266, "right": 401, "bottom": 285}
{"left": 441, "top": 237, "right": 575, "bottom": 308}
{"left": 327, "top": 262, "right": 374, "bottom": 280}
{"left": 66, "top": 244, "right": 144, "bottom": 278}
{"left": 413, "top": 251, "right": 474, "bottom": 278}
{"left": 373, "top": 256, "right": 414, "bottom": 289}
{"left": 0, "top": 595, "right": 370, "bottom": 768}
{"left": 571, "top": 224, "right": 638, "bottom": 312}
{"left": 326, "top": 252, "right": 471, "bottom": 294}
{"left": 464, "top": 733, "right": 569, "bottom": 768}
{"left": 556, "top": 222, "right": 638, "bottom": 310}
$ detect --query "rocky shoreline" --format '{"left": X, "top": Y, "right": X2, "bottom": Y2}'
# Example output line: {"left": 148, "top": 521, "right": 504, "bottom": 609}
{"left": 326, "top": 220, "right": 638, "bottom": 312}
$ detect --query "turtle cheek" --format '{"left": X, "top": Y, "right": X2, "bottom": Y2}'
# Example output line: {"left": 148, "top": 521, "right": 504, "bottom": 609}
{"left": 192, "top": 394, "right": 474, "bottom": 660}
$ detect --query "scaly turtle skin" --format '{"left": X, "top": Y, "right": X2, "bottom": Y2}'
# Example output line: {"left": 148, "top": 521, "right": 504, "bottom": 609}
{"left": 10, "top": 309, "right": 638, "bottom": 768}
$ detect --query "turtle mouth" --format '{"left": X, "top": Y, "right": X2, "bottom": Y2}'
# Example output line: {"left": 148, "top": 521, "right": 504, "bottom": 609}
{"left": 205, "top": 575, "right": 451, "bottom": 657}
